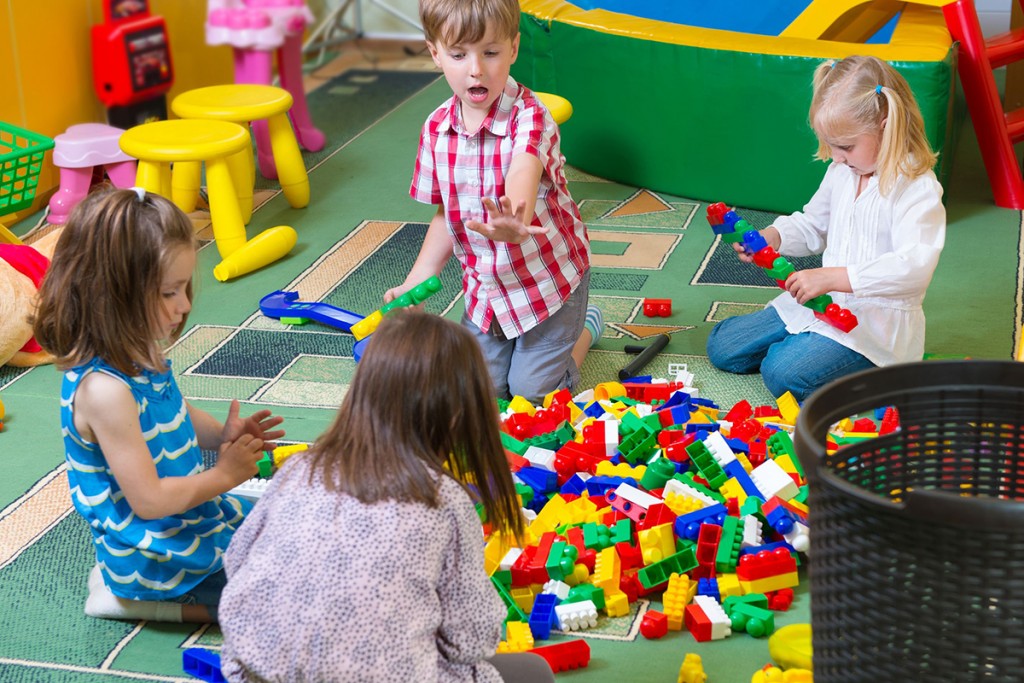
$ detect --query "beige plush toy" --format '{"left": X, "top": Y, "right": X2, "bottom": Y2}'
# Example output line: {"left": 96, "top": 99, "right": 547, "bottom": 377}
{"left": 0, "top": 230, "right": 62, "bottom": 368}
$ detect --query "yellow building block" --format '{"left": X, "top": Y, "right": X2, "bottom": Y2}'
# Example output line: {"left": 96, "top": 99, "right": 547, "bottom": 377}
{"left": 678, "top": 653, "right": 707, "bottom": 683}
{"left": 511, "top": 586, "right": 536, "bottom": 613}
{"left": 740, "top": 571, "right": 800, "bottom": 595}
{"left": 507, "top": 395, "right": 536, "bottom": 415}
{"left": 271, "top": 443, "right": 308, "bottom": 467}
{"left": 775, "top": 391, "right": 800, "bottom": 425}
{"left": 720, "top": 478, "right": 748, "bottom": 506}
{"left": 592, "top": 546, "right": 621, "bottom": 592}
{"left": 596, "top": 460, "right": 647, "bottom": 479}
{"left": 736, "top": 451, "right": 754, "bottom": 473}
{"left": 497, "top": 621, "right": 535, "bottom": 653}
{"left": 529, "top": 494, "right": 569, "bottom": 535}
{"left": 663, "top": 491, "right": 706, "bottom": 516}
{"left": 594, "top": 381, "right": 627, "bottom": 401}
{"left": 663, "top": 573, "right": 693, "bottom": 631}
{"left": 605, "top": 590, "right": 629, "bottom": 617}
{"left": 638, "top": 522, "right": 676, "bottom": 564}
{"left": 717, "top": 573, "right": 742, "bottom": 599}
{"left": 564, "top": 496, "right": 599, "bottom": 525}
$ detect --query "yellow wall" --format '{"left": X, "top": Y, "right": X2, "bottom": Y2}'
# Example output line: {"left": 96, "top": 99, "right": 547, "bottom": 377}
{"left": 0, "top": 0, "right": 234, "bottom": 222}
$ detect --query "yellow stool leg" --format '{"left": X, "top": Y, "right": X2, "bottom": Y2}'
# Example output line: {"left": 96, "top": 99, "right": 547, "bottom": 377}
{"left": 226, "top": 147, "right": 253, "bottom": 224}
{"left": 171, "top": 161, "right": 202, "bottom": 213}
{"left": 135, "top": 160, "right": 165, "bottom": 195}
{"left": 204, "top": 158, "right": 248, "bottom": 259}
{"left": 0, "top": 221, "right": 23, "bottom": 245}
{"left": 267, "top": 113, "right": 309, "bottom": 209}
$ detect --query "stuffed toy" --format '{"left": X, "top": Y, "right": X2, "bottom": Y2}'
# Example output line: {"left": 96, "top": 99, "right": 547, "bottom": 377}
{"left": 0, "top": 230, "right": 61, "bottom": 368}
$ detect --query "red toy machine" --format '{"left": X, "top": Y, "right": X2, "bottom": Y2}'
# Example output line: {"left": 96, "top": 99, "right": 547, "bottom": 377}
{"left": 91, "top": 0, "right": 174, "bottom": 128}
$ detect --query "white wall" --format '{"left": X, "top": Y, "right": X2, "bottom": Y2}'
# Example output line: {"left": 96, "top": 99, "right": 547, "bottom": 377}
{"left": 312, "top": 1, "right": 1015, "bottom": 41}
{"left": 976, "top": 0, "right": 1013, "bottom": 37}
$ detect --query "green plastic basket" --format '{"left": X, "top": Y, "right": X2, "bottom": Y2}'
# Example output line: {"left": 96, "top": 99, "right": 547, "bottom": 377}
{"left": 0, "top": 121, "right": 54, "bottom": 216}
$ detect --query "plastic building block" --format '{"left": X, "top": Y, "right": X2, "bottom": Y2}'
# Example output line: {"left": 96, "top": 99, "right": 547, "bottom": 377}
{"left": 530, "top": 639, "right": 590, "bottom": 673}
{"left": 707, "top": 202, "right": 858, "bottom": 332}
{"left": 750, "top": 459, "right": 799, "bottom": 501}
{"left": 637, "top": 546, "right": 698, "bottom": 589}
{"left": 685, "top": 595, "right": 731, "bottom": 642}
{"left": 497, "top": 620, "right": 535, "bottom": 653}
{"left": 182, "top": 648, "right": 225, "bottom": 683}
{"left": 351, "top": 275, "right": 443, "bottom": 340}
{"left": 528, "top": 593, "right": 559, "bottom": 640}
{"left": 640, "top": 609, "right": 669, "bottom": 639}
{"left": 259, "top": 290, "right": 362, "bottom": 331}
{"left": 642, "top": 298, "right": 672, "bottom": 317}
{"left": 662, "top": 572, "right": 693, "bottom": 631}
{"left": 228, "top": 476, "right": 272, "bottom": 501}
{"left": 677, "top": 653, "right": 708, "bottom": 683}
{"left": 728, "top": 601, "right": 776, "bottom": 637}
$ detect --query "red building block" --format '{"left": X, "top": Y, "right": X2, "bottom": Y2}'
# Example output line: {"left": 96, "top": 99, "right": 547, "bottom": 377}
{"left": 531, "top": 639, "right": 591, "bottom": 673}
{"left": 643, "top": 298, "right": 673, "bottom": 317}
{"left": 640, "top": 610, "right": 669, "bottom": 639}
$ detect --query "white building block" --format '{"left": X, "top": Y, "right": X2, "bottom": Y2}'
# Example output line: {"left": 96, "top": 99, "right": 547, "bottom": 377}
{"left": 750, "top": 459, "right": 799, "bottom": 501}
{"left": 555, "top": 599, "right": 599, "bottom": 631}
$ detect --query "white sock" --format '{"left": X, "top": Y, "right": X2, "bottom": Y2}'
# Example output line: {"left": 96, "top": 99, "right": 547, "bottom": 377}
{"left": 85, "top": 566, "right": 183, "bottom": 623}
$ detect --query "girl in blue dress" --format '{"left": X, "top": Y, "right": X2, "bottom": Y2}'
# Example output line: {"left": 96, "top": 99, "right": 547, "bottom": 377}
{"left": 33, "top": 187, "right": 285, "bottom": 622}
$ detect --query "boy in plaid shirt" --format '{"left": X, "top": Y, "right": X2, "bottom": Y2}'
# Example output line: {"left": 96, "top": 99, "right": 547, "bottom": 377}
{"left": 386, "top": 0, "right": 602, "bottom": 403}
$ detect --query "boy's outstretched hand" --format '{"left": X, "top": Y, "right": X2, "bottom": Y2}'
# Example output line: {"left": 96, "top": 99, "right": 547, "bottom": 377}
{"left": 466, "top": 196, "right": 550, "bottom": 244}
{"left": 222, "top": 399, "right": 285, "bottom": 453}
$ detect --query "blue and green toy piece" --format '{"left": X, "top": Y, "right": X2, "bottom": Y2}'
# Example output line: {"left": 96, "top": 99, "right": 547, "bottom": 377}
{"left": 259, "top": 275, "right": 443, "bottom": 362}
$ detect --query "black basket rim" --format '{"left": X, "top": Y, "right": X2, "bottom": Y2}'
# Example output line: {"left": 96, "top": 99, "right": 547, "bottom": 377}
{"left": 794, "top": 359, "right": 1024, "bottom": 528}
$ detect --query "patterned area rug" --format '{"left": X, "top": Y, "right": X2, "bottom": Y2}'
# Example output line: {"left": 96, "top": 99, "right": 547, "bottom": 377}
{"left": 1, "top": 68, "right": 1021, "bottom": 683}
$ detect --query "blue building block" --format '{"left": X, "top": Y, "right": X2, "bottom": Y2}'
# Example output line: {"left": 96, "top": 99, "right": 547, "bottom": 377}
{"left": 183, "top": 648, "right": 226, "bottom": 683}
{"left": 697, "top": 577, "right": 721, "bottom": 602}
{"left": 516, "top": 466, "right": 559, "bottom": 495}
{"left": 560, "top": 473, "right": 590, "bottom": 497}
{"left": 529, "top": 593, "right": 560, "bottom": 640}
{"left": 674, "top": 503, "right": 728, "bottom": 541}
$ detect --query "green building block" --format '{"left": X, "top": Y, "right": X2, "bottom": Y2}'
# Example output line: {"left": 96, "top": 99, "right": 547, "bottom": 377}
{"left": 637, "top": 547, "right": 698, "bottom": 589}
{"left": 610, "top": 518, "right": 633, "bottom": 545}
{"left": 715, "top": 515, "right": 743, "bottom": 573}
{"left": 685, "top": 440, "right": 728, "bottom": 489}
{"left": 565, "top": 583, "right": 606, "bottom": 610}
{"left": 640, "top": 456, "right": 677, "bottom": 492}
{"left": 582, "top": 523, "right": 613, "bottom": 550}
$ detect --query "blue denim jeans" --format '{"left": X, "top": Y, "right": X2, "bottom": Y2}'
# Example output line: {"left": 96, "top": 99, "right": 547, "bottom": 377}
{"left": 706, "top": 306, "right": 875, "bottom": 402}
{"left": 465, "top": 271, "right": 589, "bottom": 403}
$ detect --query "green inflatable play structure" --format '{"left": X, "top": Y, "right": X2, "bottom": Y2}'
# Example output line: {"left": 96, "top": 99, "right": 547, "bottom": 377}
{"left": 512, "top": 0, "right": 956, "bottom": 213}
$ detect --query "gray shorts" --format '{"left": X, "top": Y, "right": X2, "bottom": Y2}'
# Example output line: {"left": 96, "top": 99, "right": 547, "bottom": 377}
{"left": 464, "top": 270, "right": 589, "bottom": 403}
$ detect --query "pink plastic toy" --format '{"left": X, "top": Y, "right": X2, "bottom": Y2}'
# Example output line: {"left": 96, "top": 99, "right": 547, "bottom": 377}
{"left": 48, "top": 123, "right": 137, "bottom": 225}
{"left": 205, "top": 0, "right": 325, "bottom": 180}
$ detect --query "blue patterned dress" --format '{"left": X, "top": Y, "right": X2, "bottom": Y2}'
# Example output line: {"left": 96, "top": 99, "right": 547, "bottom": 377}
{"left": 61, "top": 358, "right": 251, "bottom": 600}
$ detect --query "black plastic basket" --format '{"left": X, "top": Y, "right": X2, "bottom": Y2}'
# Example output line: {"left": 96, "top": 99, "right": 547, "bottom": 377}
{"left": 794, "top": 360, "right": 1024, "bottom": 682}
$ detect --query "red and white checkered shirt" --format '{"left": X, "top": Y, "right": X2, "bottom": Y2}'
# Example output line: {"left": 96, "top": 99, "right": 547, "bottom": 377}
{"left": 410, "top": 76, "right": 590, "bottom": 338}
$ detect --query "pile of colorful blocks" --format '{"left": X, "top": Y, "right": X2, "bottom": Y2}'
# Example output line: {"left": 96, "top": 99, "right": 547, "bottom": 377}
{"left": 487, "top": 372, "right": 896, "bottom": 671}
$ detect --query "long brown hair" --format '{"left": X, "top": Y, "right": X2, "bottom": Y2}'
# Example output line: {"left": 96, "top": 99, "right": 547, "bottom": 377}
{"left": 810, "top": 55, "right": 938, "bottom": 195}
{"left": 308, "top": 309, "right": 524, "bottom": 539}
{"left": 32, "top": 187, "right": 196, "bottom": 374}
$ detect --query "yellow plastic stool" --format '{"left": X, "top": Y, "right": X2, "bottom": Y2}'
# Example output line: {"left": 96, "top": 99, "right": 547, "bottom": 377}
{"left": 171, "top": 84, "right": 310, "bottom": 212}
{"left": 119, "top": 119, "right": 296, "bottom": 281}
{"left": 535, "top": 92, "right": 573, "bottom": 126}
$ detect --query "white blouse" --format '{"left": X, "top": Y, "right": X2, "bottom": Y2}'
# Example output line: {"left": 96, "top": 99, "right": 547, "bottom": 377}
{"left": 769, "top": 161, "right": 946, "bottom": 366}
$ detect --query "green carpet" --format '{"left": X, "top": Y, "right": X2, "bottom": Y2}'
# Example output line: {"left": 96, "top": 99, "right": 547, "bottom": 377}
{"left": 0, "top": 66, "right": 1021, "bottom": 682}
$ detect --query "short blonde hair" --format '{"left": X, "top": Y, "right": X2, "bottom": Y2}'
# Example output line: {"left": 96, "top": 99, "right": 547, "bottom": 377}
{"left": 810, "top": 55, "right": 938, "bottom": 195}
{"left": 419, "top": 0, "right": 520, "bottom": 46}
